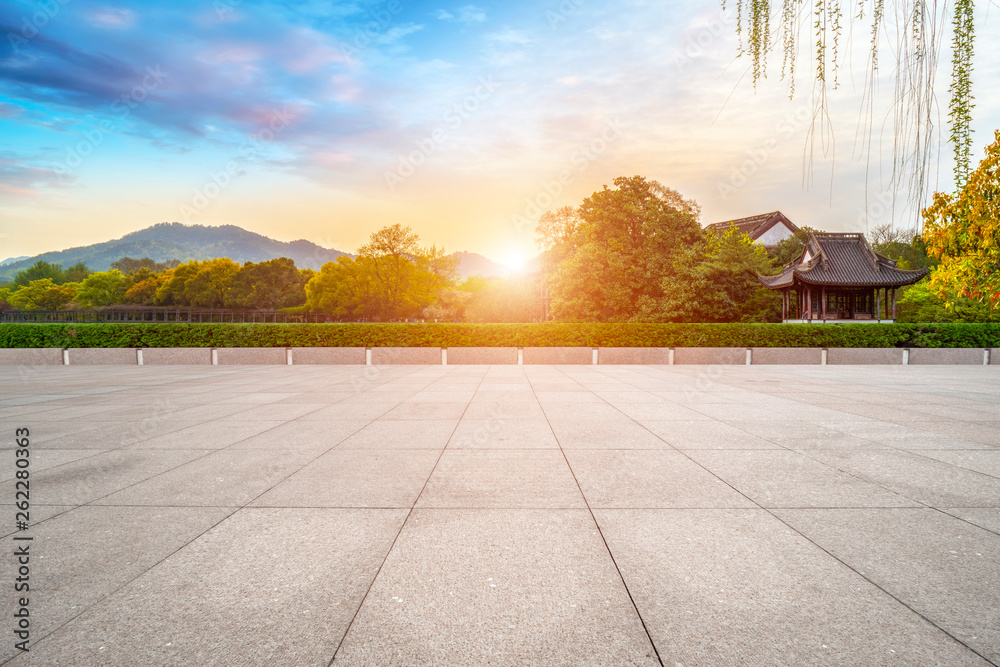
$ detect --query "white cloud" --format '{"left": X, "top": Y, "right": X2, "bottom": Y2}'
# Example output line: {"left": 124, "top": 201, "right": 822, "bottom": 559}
{"left": 436, "top": 5, "right": 487, "bottom": 24}
{"left": 487, "top": 28, "right": 531, "bottom": 45}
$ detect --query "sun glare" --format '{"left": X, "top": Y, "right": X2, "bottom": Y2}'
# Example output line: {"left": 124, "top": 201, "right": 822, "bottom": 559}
{"left": 501, "top": 252, "right": 527, "bottom": 272}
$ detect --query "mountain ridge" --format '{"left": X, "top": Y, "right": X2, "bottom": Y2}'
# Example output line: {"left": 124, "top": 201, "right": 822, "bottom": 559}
{"left": 1, "top": 223, "right": 514, "bottom": 281}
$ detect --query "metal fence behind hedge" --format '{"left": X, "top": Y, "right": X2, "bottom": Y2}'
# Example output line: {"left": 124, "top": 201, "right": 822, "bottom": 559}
{"left": 0, "top": 309, "right": 340, "bottom": 324}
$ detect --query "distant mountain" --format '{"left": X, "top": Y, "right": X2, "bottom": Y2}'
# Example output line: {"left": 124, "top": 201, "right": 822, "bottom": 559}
{"left": 0, "top": 223, "right": 351, "bottom": 281}
{"left": 453, "top": 251, "right": 508, "bottom": 279}
{"left": 0, "top": 256, "right": 29, "bottom": 266}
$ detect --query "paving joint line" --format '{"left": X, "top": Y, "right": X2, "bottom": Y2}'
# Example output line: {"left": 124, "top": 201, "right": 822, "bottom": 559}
{"left": 583, "top": 364, "right": 996, "bottom": 665}
{"left": 544, "top": 366, "right": 665, "bottom": 667}
{"left": 326, "top": 365, "right": 488, "bottom": 666}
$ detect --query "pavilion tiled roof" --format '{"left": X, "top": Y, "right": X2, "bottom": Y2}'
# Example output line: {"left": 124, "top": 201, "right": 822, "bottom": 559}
{"left": 705, "top": 211, "right": 799, "bottom": 241}
{"left": 758, "top": 232, "right": 929, "bottom": 288}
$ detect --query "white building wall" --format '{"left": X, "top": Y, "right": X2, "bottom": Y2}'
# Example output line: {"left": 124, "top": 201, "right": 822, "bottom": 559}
{"left": 756, "top": 223, "right": 795, "bottom": 246}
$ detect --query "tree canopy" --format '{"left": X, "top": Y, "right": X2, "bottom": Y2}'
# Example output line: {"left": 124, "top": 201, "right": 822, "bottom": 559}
{"left": 538, "top": 176, "right": 703, "bottom": 321}
{"left": 305, "top": 225, "right": 459, "bottom": 320}
{"left": 922, "top": 129, "right": 1000, "bottom": 310}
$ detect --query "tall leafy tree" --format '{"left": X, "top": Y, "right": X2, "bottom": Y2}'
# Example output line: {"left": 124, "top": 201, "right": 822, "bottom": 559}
{"left": 8, "top": 279, "right": 77, "bottom": 309}
{"left": 154, "top": 261, "right": 205, "bottom": 305}
{"left": 64, "top": 262, "right": 91, "bottom": 283}
{"left": 306, "top": 225, "right": 458, "bottom": 320}
{"left": 653, "top": 226, "right": 781, "bottom": 322}
{"left": 183, "top": 258, "right": 240, "bottom": 308}
{"left": 13, "top": 261, "right": 65, "bottom": 286}
{"left": 539, "top": 176, "right": 702, "bottom": 321}
{"left": 226, "top": 258, "right": 309, "bottom": 309}
{"left": 75, "top": 270, "right": 129, "bottom": 308}
{"left": 922, "top": 129, "right": 1000, "bottom": 310}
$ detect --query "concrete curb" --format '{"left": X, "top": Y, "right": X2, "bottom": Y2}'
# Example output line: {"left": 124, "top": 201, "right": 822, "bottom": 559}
{"left": 291, "top": 347, "right": 366, "bottom": 365}
{"left": 0, "top": 347, "right": 995, "bottom": 366}
{"left": 445, "top": 347, "right": 518, "bottom": 365}
{"left": 522, "top": 347, "right": 593, "bottom": 365}
{"left": 141, "top": 347, "right": 212, "bottom": 365}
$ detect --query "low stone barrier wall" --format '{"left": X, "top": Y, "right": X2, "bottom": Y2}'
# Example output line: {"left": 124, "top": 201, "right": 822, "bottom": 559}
{"left": 0, "top": 347, "right": 993, "bottom": 366}
{"left": 673, "top": 347, "right": 746, "bottom": 365}
{"left": 522, "top": 347, "right": 593, "bottom": 365}
{"left": 371, "top": 347, "right": 441, "bottom": 365}
{"left": 826, "top": 348, "right": 905, "bottom": 365}
{"left": 292, "top": 347, "right": 365, "bottom": 365}
{"left": 67, "top": 348, "right": 138, "bottom": 365}
{"left": 0, "top": 348, "right": 63, "bottom": 365}
{"left": 752, "top": 347, "right": 823, "bottom": 365}
{"left": 142, "top": 347, "right": 212, "bottom": 365}
{"left": 907, "top": 348, "right": 988, "bottom": 365}
{"left": 599, "top": 347, "right": 671, "bottom": 365}
{"left": 215, "top": 347, "right": 286, "bottom": 365}
{"left": 446, "top": 347, "right": 518, "bottom": 365}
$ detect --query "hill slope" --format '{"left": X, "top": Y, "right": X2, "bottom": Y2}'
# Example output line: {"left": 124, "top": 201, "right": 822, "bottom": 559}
{"left": 0, "top": 223, "right": 350, "bottom": 280}
{"left": 2, "top": 223, "right": 528, "bottom": 282}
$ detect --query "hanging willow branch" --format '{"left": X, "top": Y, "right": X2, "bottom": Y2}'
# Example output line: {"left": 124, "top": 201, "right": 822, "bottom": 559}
{"left": 949, "top": 0, "right": 975, "bottom": 183}
{"left": 727, "top": 0, "right": 976, "bottom": 231}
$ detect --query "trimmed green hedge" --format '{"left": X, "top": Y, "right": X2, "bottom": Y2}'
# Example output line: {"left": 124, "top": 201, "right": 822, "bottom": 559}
{"left": 1, "top": 322, "right": 999, "bottom": 348}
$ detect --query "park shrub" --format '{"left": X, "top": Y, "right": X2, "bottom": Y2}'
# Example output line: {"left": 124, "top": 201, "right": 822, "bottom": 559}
{"left": 1, "top": 322, "right": 999, "bottom": 348}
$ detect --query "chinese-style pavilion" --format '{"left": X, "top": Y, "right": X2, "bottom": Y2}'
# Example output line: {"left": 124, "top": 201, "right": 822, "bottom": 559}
{"left": 758, "top": 232, "right": 929, "bottom": 322}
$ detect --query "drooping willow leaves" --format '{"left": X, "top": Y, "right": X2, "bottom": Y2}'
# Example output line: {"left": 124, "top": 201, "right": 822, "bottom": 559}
{"left": 724, "top": 0, "right": 976, "bottom": 228}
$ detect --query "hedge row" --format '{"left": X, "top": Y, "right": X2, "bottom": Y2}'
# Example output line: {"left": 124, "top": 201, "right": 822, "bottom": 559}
{"left": 1, "top": 322, "right": 999, "bottom": 348}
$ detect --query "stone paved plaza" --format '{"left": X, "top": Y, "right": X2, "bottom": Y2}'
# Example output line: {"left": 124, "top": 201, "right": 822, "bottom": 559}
{"left": 1, "top": 363, "right": 999, "bottom": 666}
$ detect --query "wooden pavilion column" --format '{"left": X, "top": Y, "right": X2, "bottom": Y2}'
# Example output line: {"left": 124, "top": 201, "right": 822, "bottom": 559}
{"left": 891, "top": 288, "right": 897, "bottom": 320}
{"left": 806, "top": 287, "right": 812, "bottom": 322}
{"left": 821, "top": 286, "right": 826, "bottom": 319}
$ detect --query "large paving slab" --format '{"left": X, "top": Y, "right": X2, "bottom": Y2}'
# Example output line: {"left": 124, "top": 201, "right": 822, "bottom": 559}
{"left": 1, "top": 363, "right": 998, "bottom": 665}
{"left": 331, "top": 509, "right": 660, "bottom": 665}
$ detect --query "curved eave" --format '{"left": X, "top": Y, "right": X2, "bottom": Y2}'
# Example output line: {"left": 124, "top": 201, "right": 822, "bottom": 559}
{"left": 793, "top": 267, "right": 929, "bottom": 288}
{"left": 757, "top": 270, "right": 793, "bottom": 288}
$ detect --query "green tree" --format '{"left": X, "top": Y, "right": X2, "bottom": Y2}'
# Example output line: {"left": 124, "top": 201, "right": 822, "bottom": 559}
{"left": 64, "top": 262, "right": 91, "bottom": 283}
{"left": 305, "top": 256, "right": 381, "bottom": 319}
{"left": 922, "top": 130, "right": 1000, "bottom": 310}
{"left": 226, "top": 258, "right": 309, "bottom": 310}
{"left": 539, "top": 176, "right": 702, "bottom": 321}
{"left": 124, "top": 275, "right": 164, "bottom": 304}
{"left": 75, "top": 270, "right": 129, "bottom": 308}
{"left": 8, "top": 279, "right": 77, "bottom": 309}
{"left": 183, "top": 258, "right": 240, "bottom": 308}
{"left": 767, "top": 226, "right": 818, "bottom": 267}
{"left": 13, "top": 261, "right": 65, "bottom": 286}
{"left": 896, "top": 279, "right": 1000, "bottom": 322}
{"left": 154, "top": 261, "right": 203, "bottom": 305}
{"left": 306, "top": 226, "right": 458, "bottom": 320}
{"left": 111, "top": 257, "right": 179, "bottom": 274}
{"left": 651, "top": 226, "right": 781, "bottom": 322}
{"left": 869, "top": 225, "right": 934, "bottom": 270}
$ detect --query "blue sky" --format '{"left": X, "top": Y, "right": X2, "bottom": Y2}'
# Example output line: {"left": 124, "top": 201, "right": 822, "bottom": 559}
{"left": 1, "top": 0, "right": 998, "bottom": 264}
